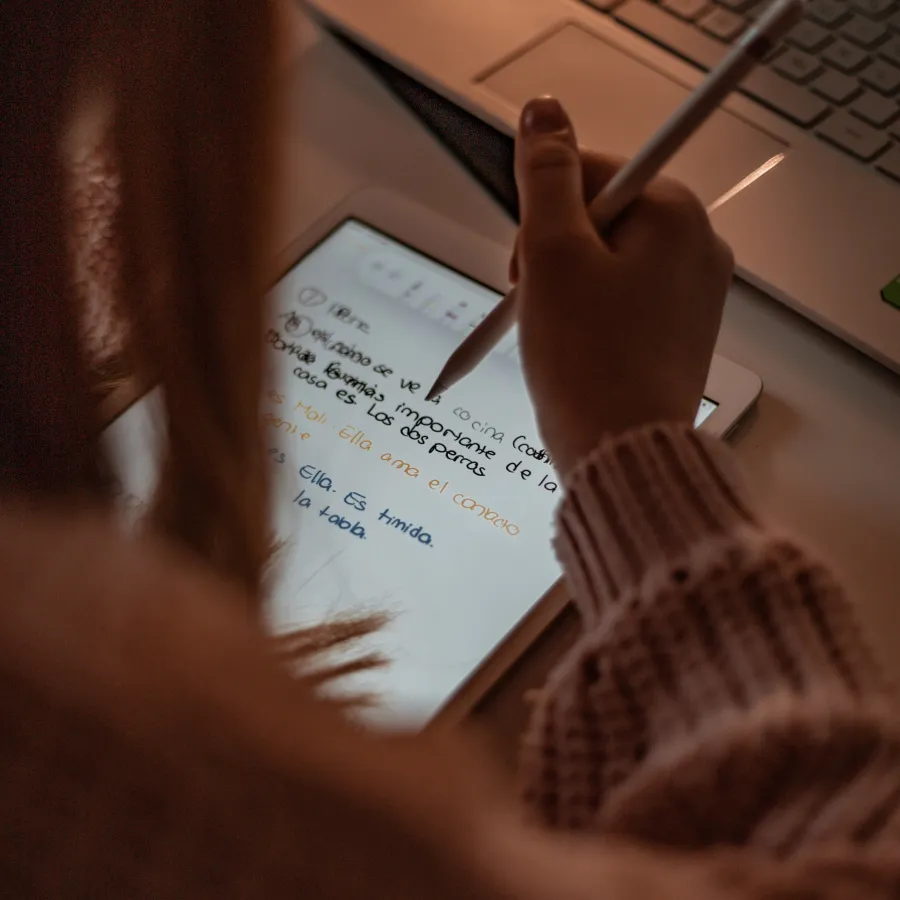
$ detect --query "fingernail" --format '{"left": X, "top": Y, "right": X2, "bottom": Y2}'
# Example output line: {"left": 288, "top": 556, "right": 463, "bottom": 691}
{"left": 521, "top": 96, "right": 568, "bottom": 135}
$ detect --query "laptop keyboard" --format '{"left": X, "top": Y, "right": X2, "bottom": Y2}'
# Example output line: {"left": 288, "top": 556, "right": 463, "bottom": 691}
{"left": 582, "top": 0, "right": 900, "bottom": 182}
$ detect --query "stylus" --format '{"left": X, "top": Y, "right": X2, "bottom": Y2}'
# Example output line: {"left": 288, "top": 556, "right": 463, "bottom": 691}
{"left": 426, "top": 0, "right": 804, "bottom": 401}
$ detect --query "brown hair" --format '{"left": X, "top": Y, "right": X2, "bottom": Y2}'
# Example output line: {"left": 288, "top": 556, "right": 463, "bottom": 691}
{"left": 1, "top": 0, "right": 382, "bottom": 685}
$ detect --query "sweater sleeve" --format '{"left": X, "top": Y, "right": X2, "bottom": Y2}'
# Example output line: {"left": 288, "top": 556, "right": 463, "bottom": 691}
{"left": 519, "top": 423, "right": 900, "bottom": 858}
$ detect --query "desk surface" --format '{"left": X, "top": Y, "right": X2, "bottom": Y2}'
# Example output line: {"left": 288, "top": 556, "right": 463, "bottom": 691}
{"left": 278, "top": 6, "right": 900, "bottom": 762}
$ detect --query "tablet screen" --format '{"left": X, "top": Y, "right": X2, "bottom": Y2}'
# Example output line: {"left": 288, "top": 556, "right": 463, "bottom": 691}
{"left": 104, "top": 218, "right": 717, "bottom": 725}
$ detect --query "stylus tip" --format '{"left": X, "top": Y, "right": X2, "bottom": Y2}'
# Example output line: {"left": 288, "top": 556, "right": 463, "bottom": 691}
{"left": 425, "top": 378, "right": 446, "bottom": 402}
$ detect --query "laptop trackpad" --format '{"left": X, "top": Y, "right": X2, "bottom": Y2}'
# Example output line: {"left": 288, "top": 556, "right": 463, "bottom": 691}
{"left": 479, "top": 23, "right": 786, "bottom": 207}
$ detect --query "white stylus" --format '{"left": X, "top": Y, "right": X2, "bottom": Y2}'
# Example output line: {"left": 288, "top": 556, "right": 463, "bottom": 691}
{"left": 426, "top": 0, "right": 805, "bottom": 401}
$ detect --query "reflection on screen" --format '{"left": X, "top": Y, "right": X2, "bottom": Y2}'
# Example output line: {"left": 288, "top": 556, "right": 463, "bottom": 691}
{"left": 104, "top": 220, "right": 718, "bottom": 726}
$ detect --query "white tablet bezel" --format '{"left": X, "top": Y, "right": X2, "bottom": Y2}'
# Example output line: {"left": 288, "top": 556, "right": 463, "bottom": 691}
{"left": 102, "top": 186, "right": 761, "bottom": 729}
{"left": 271, "top": 187, "right": 761, "bottom": 728}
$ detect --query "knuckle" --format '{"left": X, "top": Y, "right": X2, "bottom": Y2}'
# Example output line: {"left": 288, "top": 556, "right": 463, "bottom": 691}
{"left": 638, "top": 178, "right": 718, "bottom": 253}
{"left": 523, "top": 139, "right": 579, "bottom": 175}
{"left": 647, "top": 176, "right": 707, "bottom": 224}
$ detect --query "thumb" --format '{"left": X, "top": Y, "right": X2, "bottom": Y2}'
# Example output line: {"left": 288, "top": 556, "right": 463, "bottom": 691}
{"left": 515, "top": 97, "right": 590, "bottom": 241}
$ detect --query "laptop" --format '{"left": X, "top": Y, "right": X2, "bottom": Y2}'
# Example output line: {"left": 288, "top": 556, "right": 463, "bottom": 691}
{"left": 307, "top": 0, "right": 900, "bottom": 373}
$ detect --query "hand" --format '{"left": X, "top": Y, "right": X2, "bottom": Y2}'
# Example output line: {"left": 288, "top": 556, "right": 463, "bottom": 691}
{"left": 512, "top": 97, "right": 733, "bottom": 476}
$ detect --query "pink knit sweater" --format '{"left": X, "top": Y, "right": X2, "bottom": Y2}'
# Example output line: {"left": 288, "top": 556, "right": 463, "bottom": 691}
{"left": 524, "top": 425, "right": 899, "bottom": 861}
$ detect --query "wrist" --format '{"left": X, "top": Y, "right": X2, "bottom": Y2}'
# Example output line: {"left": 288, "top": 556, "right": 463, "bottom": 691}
{"left": 554, "top": 422, "right": 760, "bottom": 621}
{"left": 541, "top": 408, "right": 695, "bottom": 477}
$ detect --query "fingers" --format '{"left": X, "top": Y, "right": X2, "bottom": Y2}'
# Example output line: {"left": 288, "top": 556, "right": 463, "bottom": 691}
{"left": 606, "top": 174, "right": 731, "bottom": 276}
{"left": 511, "top": 150, "right": 621, "bottom": 283}
{"left": 514, "top": 107, "right": 731, "bottom": 286}
{"left": 515, "top": 98, "right": 593, "bottom": 248}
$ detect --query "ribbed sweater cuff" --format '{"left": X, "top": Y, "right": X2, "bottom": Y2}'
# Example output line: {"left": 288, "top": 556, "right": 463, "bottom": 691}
{"left": 555, "top": 423, "right": 760, "bottom": 621}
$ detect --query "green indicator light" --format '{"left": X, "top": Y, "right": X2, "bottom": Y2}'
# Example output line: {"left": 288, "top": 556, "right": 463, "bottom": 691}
{"left": 882, "top": 275, "right": 900, "bottom": 311}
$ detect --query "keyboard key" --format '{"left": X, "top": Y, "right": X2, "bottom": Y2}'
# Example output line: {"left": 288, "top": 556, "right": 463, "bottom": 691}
{"left": 661, "top": 0, "right": 708, "bottom": 21}
{"left": 880, "top": 35, "right": 900, "bottom": 65}
{"left": 876, "top": 144, "right": 900, "bottom": 180}
{"left": 615, "top": 0, "right": 727, "bottom": 69}
{"left": 812, "top": 68, "right": 863, "bottom": 102}
{"left": 773, "top": 48, "right": 822, "bottom": 82}
{"left": 822, "top": 39, "right": 871, "bottom": 72}
{"left": 699, "top": 7, "right": 746, "bottom": 40}
{"left": 842, "top": 15, "right": 889, "bottom": 48}
{"left": 851, "top": 0, "right": 896, "bottom": 19}
{"left": 742, "top": 68, "right": 831, "bottom": 125}
{"left": 788, "top": 20, "right": 833, "bottom": 51}
{"left": 849, "top": 89, "right": 900, "bottom": 124}
{"left": 860, "top": 58, "right": 900, "bottom": 92}
{"left": 809, "top": 0, "right": 851, "bottom": 27}
{"left": 744, "top": 0, "right": 772, "bottom": 18}
{"left": 817, "top": 111, "right": 892, "bottom": 158}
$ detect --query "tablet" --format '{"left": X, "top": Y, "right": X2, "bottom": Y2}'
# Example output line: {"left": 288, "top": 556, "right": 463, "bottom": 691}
{"left": 102, "top": 188, "right": 761, "bottom": 729}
